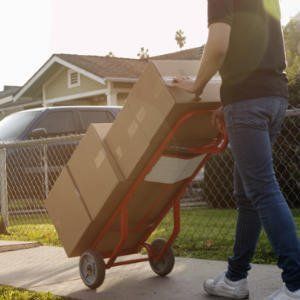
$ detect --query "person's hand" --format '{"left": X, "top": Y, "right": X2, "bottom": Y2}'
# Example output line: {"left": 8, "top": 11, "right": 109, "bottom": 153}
{"left": 172, "top": 77, "right": 196, "bottom": 94}
{"left": 211, "top": 106, "right": 224, "bottom": 132}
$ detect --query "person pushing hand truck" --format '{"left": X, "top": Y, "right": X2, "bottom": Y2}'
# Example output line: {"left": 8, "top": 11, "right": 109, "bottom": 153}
{"left": 174, "top": 1, "right": 300, "bottom": 299}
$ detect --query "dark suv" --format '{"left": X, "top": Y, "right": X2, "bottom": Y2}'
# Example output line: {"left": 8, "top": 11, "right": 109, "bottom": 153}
{"left": 0, "top": 106, "right": 121, "bottom": 201}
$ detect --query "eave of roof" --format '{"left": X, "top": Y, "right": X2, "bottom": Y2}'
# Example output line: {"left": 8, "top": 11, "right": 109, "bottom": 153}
{"left": 10, "top": 47, "right": 203, "bottom": 105}
{"left": 13, "top": 54, "right": 148, "bottom": 103}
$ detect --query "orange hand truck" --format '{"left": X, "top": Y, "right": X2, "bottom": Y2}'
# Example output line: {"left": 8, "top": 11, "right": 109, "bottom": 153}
{"left": 79, "top": 108, "right": 228, "bottom": 289}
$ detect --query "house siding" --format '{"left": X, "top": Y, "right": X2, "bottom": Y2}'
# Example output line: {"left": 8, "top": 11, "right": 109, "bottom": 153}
{"left": 45, "top": 68, "right": 106, "bottom": 100}
{"left": 117, "top": 92, "right": 129, "bottom": 106}
{"left": 113, "top": 82, "right": 134, "bottom": 89}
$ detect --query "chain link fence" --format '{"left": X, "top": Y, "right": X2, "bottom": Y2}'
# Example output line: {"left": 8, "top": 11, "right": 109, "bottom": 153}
{"left": 0, "top": 109, "right": 299, "bottom": 263}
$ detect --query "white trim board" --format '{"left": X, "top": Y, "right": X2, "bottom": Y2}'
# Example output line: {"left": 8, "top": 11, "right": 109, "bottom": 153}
{"left": 105, "top": 77, "right": 138, "bottom": 83}
{"left": 46, "top": 89, "right": 108, "bottom": 105}
{"left": 0, "top": 96, "right": 13, "bottom": 105}
{"left": 14, "top": 55, "right": 106, "bottom": 103}
{"left": 0, "top": 100, "right": 42, "bottom": 112}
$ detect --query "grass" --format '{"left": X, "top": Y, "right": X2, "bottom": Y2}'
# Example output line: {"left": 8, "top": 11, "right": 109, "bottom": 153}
{"left": 0, "top": 216, "right": 59, "bottom": 246}
{"left": 1, "top": 208, "right": 299, "bottom": 298}
{"left": 151, "top": 208, "right": 281, "bottom": 264}
{"left": 0, "top": 285, "right": 64, "bottom": 300}
{"left": 1, "top": 208, "right": 300, "bottom": 264}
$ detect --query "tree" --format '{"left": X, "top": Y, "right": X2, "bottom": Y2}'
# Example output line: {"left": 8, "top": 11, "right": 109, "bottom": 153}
{"left": 175, "top": 29, "right": 186, "bottom": 49}
{"left": 288, "top": 74, "right": 300, "bottom": 108}
{"left": 137, "top": 47, "right": 149, "bottom": 59}
{"left": 284, "top": 14, "right": 300, "bottom": 107}
{"left": 106, "top": 51, "right": 115, "bottom": 58}
{"left": 284, "top": 17, "right": 300, "bottom": 80}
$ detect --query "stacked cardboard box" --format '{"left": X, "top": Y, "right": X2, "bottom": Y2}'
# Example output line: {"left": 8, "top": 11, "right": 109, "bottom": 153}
{"left": 45, "top": 61, "right": 221, "bottom": 257}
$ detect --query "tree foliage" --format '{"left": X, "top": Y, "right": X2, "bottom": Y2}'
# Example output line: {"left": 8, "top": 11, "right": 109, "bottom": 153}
{"left": 137, "top": 47, "right": 149, "bottom": 59}
{"left": 284, "top": 16, "right": 300, "bottom": 107}
{"left": 175, "top": 29, "right": 186, "bottom": 49}
{"left": 106, "top": 51, "right": 115, "bottom": 58}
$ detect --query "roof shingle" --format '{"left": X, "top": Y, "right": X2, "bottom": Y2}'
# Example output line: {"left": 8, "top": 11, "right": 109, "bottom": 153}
{"left": 56, "top": 54, "right": 149, "bottom": 79}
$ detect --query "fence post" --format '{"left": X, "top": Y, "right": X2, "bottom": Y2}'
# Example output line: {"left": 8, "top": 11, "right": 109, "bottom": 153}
{"left": 0, "top": 148, "right": 9, "bottom": 228}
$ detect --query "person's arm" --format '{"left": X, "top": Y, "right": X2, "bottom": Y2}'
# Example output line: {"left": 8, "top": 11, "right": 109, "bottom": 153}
{"left": 173, "top": 0, "right": 233, "bottom": 96}
{"left": 193, "top": 23, "right": 231, "bottom": 95}
{"left": 173, "top": 23, "right": 231, "bottom": 95}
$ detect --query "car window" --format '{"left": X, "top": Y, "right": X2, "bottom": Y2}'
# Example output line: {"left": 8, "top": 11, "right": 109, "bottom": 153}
{"left": 36, "top": 111, "right": 77, "bottom": 136}
{"left": 0, "top": 110, "right": 41, "bottom": 141}
{"left": 79, "top": 110, "right": 113, "bottom": 132}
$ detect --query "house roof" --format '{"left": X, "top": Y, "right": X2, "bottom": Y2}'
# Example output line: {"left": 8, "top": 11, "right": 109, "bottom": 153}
{"left": 12, "top": 54, "right": 149, "bottom": 103}
{"left": 56, "top": 54, "right": 148, "bottom": 80}
{"left": 0, "top": 86, "right": 21, "bottom": 99}
{"left": 5, "top": 47, "right": 204, "bottom": 109}
{"left": 151, "top": 46, "right": 204, "bottom": 60}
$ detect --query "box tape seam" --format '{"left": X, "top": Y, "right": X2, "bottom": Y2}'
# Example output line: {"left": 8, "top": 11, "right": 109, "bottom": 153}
{"left": 66, "top": 165, "right": 93, "bottom": 221}
{"left": 101, "top": 139, "right": 126, "bottom": 181}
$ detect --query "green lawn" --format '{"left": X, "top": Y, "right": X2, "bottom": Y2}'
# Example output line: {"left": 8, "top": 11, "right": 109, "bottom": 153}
{"left": 1, "top": 208, "right": 300, "bottom": 264}
{"left": 0, "top": 285, "right": 64, "bottom": 300}
{"left": 1, "top": 208, "right": 299, "bottom": 298}
{"left": 0, "top": 216, "right": 60, "bottom": 247}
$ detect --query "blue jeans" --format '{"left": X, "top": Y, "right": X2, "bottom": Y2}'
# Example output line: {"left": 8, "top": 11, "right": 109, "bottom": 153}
{"left": 223, "top": 96, "right": 300, "bottom": 292}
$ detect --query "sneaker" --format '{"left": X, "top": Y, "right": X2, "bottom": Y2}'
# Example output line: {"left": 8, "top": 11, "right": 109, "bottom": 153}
{"left": 266, "top": 285, "right": 300, "bottom": 299}
{"left": 203, "top": 272, "right": 249, "bottom": 299}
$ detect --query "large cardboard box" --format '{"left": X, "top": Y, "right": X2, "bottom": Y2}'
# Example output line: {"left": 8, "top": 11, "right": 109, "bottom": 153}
{"left": 68, "top": 123, "right": 124, "bottom": 220}
{"left": 46, "top": 123, "right": 129, "bottom": 257}
{"left": 105, "top": 61, "right": 220, "bottom": 179}
{"left": 151, "top": 60, "right": 221, "bottom": 102}
{"left": 45, "top": 168, "right": 92, "bottom": 256}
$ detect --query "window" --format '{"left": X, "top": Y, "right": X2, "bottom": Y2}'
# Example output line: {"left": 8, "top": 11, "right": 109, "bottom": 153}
{"left": 68, "top": 70, "right": 80, "bottom": 88}
{"left": 79, "top": 110, "right": 113, "bottom": 132}
{"left": 36, "top": 111, "right": 77, "bottom": 136}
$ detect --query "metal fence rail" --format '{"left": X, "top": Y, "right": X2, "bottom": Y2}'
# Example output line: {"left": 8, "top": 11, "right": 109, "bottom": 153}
{"left": 0, "top": 109, "right": 299, "bottom": 262}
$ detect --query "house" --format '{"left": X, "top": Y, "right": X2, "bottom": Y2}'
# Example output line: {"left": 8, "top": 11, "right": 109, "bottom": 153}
{"left": 0, "top": 47, "right": 204, "bottom": 118}
{"left": 0, "top": 86, "right": 22, "bottom": 115}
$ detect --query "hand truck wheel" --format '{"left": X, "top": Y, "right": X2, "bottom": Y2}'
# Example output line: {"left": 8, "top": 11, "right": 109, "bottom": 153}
{"left": 79, "top": 249, "right": 106, "bottom": 289}
{"left": 149, "top": 238, "right": 175, "bottom": 277}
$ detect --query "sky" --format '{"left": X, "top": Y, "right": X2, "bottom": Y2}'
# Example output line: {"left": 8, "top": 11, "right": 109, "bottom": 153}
{"left": 0, "top": 0, "right": 299, "bottom": 89}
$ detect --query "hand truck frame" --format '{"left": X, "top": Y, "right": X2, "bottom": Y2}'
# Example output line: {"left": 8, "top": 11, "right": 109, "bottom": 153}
{"left": 79, "top": 108, "right": 228, "bottom": 289}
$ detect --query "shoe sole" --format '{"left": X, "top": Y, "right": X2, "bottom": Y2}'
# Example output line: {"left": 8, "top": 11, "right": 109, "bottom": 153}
{"left": 203, "top": 282, "right": 249, "bottom": 299}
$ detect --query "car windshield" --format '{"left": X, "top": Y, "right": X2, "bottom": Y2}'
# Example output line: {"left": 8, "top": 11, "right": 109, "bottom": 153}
{"left": 0, "top": 110, "right": 41, "bottom": 141}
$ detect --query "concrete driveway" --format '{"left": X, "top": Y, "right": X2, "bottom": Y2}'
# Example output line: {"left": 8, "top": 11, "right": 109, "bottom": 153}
{"left": 0, "top": 244, "right": 282, "bottom": 299}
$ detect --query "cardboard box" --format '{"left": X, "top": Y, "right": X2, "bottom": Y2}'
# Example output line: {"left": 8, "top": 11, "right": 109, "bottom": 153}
{"left": 46, "top": 123, "right": 129, "bottom": 257}
{"left": 152, "top": 59, "right": 221, "bottom": 103}
{"left": 68, "top": 123, "right": 124, "bottom": 219}
{"left": 105, "top": 62, "right": 220, "bottom": 179}
{"left": 45, "top": 168, "right": 92, "bottom": 256}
